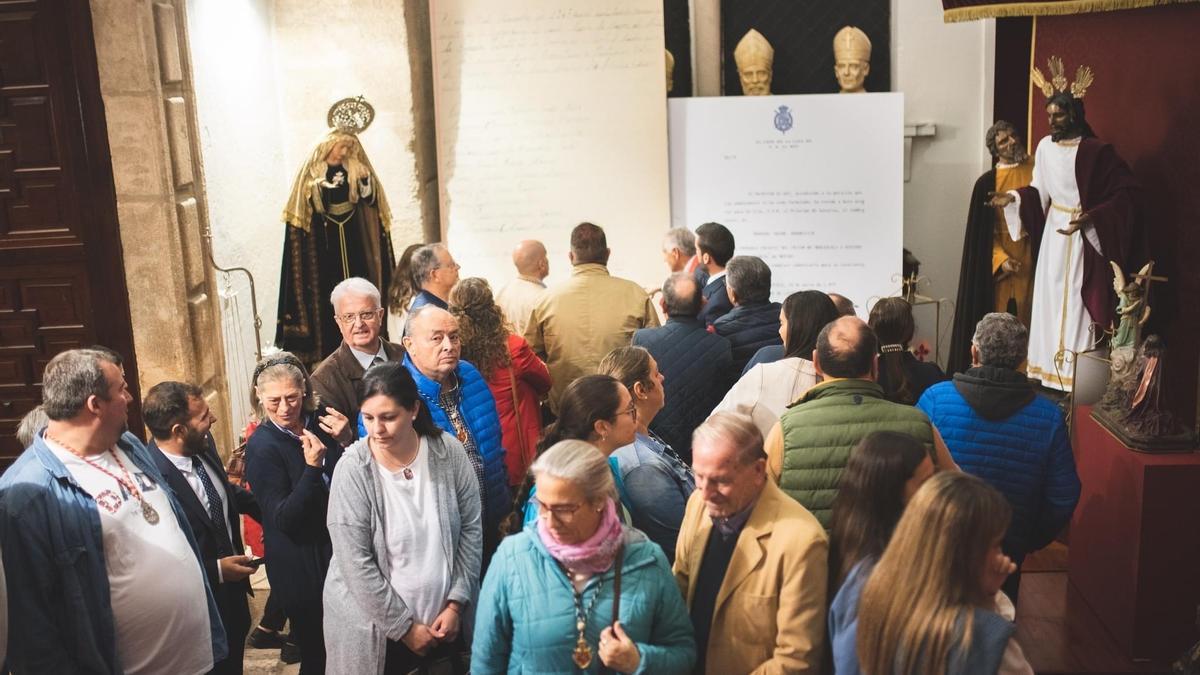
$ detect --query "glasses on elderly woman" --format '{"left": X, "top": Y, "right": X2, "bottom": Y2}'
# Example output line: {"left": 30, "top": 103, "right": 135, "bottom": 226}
{"left": 531, "top": 497, "right": 583, "bottom": 522}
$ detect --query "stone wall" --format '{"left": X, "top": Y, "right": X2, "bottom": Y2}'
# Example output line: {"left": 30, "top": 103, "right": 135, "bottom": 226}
{"left": 188, "top": 0, "right": 427, "bottom": 357}
{"left": 89, "top": 0, "right": 232, "bottom": 452}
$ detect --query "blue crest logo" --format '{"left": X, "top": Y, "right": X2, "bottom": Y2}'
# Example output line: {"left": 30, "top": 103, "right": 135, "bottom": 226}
{"left": 773, "top": 105, "right": 793, "bottom": 134}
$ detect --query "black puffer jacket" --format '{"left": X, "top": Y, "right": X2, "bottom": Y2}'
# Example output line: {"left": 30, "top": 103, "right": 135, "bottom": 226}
{"left": 713, "top": 302, "right": 782, "bottom": 375}
{"left": 633, "top": 317, "right": 735, "bottom": 462}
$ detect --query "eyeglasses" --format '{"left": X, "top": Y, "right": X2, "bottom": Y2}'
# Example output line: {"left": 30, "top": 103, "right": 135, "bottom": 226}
{"left": 615, "top": 402, "right": 637, "bottom": 420}
{"left": 336, "top": 310, "right": 382, "bottom": 324}
{"left": 530, "top": 497, "right": 582, "bottom": 522}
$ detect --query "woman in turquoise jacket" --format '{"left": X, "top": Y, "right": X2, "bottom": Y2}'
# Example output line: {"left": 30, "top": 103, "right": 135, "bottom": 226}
{"left": 474, "top": 441, "right": 694, "bottom": 674}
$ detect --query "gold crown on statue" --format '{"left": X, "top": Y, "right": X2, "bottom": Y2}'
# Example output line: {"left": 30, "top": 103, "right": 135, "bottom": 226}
{"left": 1031, "top": 56, "right": 1094, "bottom": 99}
{"left": 327, "top": 96, "right": 376, "bottom": 134}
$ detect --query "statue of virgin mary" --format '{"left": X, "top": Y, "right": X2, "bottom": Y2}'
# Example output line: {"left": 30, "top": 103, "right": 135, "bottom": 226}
{"left": 274, "top": 97, "right": 396, "bottom": 366}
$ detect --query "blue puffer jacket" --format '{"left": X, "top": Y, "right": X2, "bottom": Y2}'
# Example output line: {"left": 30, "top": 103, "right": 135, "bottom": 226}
{"left": 472, "top": 524, "right": 696, "bottom": 674}
{"left": 713, "top": 301, "right": 782, "bottom": 375}
{"left": 917, "top": 367, "right": 1080, "bottom": 562}
{"left": 403, "top": 354, "right": 511, "bottom": 531}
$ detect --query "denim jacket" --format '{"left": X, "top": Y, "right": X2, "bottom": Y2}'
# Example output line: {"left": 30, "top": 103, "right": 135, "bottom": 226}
{"left": 612, "top": 432, "right": 696, "bottom": 563}
{"left": 0, "top": 431, "right": 228, "bottom": 674}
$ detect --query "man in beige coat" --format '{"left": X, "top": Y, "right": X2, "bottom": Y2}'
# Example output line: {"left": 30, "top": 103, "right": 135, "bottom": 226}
{"left": 524, "top": 222, "right": 659, "bottom": 412}
{"left": 495, "top": 239, "right": 549, "bottom": 335}
{"left": 674, "top": 412, "right": 828, "bottom": 674}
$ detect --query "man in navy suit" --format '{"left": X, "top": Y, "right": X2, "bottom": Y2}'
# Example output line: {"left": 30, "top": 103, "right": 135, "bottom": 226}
{"left": 695, "top": 222, "right": 736, "bottom": 326}
{"left": 145, "top": 381, "right": 262, "bottom": 675}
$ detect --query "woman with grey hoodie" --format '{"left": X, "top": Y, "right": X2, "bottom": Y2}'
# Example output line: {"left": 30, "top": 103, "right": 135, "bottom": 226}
{"left": 324, "top": 361, "right": 482, "bottom": 674}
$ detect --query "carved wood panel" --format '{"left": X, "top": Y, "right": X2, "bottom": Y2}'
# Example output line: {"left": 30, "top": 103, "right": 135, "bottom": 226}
{"left": 0, "top": 0, "right": 139, "bottom": 464}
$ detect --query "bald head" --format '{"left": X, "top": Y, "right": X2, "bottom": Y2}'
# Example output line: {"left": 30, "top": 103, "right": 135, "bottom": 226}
{"left": 828, "top": 293, "right": 856, "bottom": 317}
{"left": 661, "top": 272, "right": 702, "bottom": 317}
{"left": 814, "top": 316, "right": 878, "bottom": 380}
{"left": 512, "top": 240, "right": 549, "bottom": 279}
{"left": 402, "top": 306, "right": 461, "bottom": 382}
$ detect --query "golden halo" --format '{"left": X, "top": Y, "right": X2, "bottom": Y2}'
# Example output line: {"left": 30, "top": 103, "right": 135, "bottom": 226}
{"left": 327, "top": 96, "right": 375, "bottom": 134}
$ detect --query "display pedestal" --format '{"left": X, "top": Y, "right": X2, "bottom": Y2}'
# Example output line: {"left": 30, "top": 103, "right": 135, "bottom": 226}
{"left": 1068, "top": 406, "right": 1200, "bottom": 660}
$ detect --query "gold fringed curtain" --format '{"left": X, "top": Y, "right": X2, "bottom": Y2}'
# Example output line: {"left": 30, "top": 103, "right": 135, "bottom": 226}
{"left": 943, "top": 0, "right": 1197, "bottom": 22}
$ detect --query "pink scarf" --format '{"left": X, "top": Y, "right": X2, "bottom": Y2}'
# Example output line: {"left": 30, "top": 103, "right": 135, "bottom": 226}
{"left": 537, "top": 498, "right": 624, "bottom": 575}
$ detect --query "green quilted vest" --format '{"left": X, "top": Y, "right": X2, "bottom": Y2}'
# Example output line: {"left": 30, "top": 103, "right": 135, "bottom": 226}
{"left": 778, "top": 378, "right": 934, "bottom": 529}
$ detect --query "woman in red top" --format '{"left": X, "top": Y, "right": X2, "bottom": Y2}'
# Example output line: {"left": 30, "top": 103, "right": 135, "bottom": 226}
{"left": 450, "top": 277, "right": 552, "bottom": 487}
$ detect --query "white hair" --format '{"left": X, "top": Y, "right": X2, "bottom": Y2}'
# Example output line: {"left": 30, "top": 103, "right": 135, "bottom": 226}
{"left": 330, "top": 277, "right": 381, "bottom": 310}
{"left": 17, "top": 405, "right": 48, "bottom": 447}
{"left": 663, "top": 227, "right": 696, "bottom": 255}
{"left": 531, "top": 440, "right": 617, "bottom": 505}
{"left": 694, "top": 412, "right": 766, "bottom": 464}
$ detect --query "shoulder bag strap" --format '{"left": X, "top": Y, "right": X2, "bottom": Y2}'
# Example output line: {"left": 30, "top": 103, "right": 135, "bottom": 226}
{"left": 507, "top": 363, "right": 529, "bottom": 457}
{"left": 612, "top": 544, "right": 624, "bottom": 626}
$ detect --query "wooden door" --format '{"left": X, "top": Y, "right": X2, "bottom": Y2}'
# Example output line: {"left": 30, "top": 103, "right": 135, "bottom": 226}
{"left": 0, "top": 0, "right": 140, "bottom": 466}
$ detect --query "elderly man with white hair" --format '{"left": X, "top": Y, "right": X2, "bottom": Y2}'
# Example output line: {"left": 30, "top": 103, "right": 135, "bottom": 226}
{"left": 917, "top": 311, "right": 1080, "bottom": 604}
{"left": 310, "top": 277, "right": 405, "bottom": 444}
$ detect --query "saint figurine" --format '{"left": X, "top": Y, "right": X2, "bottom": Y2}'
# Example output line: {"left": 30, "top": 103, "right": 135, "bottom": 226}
{"left": 1109, "top": 260, "right": 1152, "bottom": 350}
{"left": 948, "top": 120, "right": 1034, "bottom": 374}
{"left": 1096, "top": 261, "right": 1153, "bottom": 413}
{"left": 1123, "top": 334, "right": 1172, "bottom": 436}
{"left": 988, "top": 58, "right": 1138, "bottom": 391}
{"left": 733, "top": 29, "right": 773, "bottom": 96}
{"left": 833, "top": 26, "right": 871, "bottom": 93}
{"left": 275, "top": 97, "right": 396, "bottom": 367}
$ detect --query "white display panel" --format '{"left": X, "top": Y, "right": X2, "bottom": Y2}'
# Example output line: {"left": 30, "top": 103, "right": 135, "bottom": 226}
{"left": 669, "top": 94, "right": 904, "bottom": 312}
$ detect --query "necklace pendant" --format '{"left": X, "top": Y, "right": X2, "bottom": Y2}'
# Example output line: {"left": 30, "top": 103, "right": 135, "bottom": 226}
{"left": 141, "top": 500, "right": 160, "bottom": 525}
{"left": 572, "top": 637, "right": 593, "bottom": 669}
{"left": 402, "top": 467, "right": 414, "bottom": 480}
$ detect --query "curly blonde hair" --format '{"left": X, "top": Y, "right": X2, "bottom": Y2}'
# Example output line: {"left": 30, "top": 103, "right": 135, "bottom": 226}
{"left": 449, "top": 277, "right": 512, "bottom": 379}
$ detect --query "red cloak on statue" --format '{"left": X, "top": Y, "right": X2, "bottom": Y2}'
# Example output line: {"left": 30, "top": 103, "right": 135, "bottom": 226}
{"left": 1016, "top": 136, "right": 1141, "bottom": 334}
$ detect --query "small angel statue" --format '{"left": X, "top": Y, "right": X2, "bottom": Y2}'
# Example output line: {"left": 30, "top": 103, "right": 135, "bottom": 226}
{"left": 1110, "top": 261, "right": 1152, "bottom": 350}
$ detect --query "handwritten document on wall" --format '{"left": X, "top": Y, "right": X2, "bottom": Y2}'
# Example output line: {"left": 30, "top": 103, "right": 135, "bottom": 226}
{"left": 669, "top": 94, "right": 904, "bottom": 312}
{"left": 432, "top": 0, "right": 670, "bottom": 289}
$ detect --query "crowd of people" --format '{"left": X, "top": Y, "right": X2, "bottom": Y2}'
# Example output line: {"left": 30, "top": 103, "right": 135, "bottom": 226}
{"left": 0, "top": 220, "right": 1081, "bottom": 674}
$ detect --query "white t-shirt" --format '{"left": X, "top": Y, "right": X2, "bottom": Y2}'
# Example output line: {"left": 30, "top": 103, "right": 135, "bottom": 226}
{"left": 377, "top": 438, "right": 452, "bottom": 625}
{"left": 47, "top": 440, "right": 213, "bottom": 675}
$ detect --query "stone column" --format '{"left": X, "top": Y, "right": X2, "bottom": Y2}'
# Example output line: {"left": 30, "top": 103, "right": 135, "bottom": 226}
{"left": 90, "top": 0, "right": 232, "bottom": 452}
{"left": 691, "top": 0, "right": 723, "bottom": 96}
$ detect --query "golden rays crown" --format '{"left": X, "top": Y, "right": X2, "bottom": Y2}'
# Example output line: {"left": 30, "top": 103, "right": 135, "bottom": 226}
{"left": 1031, "top": 56, "right": 1094, "bottom": 99}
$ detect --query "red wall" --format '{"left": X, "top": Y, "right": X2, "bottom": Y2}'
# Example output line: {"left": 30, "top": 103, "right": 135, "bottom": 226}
{"left": 1026, "top": 5, "right": 1200, "bottom": 432}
